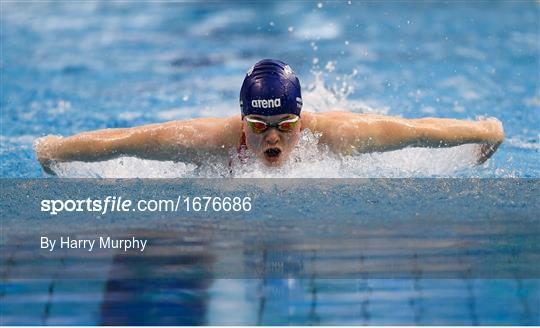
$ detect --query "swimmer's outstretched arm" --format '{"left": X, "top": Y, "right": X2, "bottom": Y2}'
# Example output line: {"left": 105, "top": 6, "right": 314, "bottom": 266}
{"left": 34, "top": 116, "right": 242, "bottom": 174}
{"left": 304, "top": 111, "right": 504, "bottom": 163}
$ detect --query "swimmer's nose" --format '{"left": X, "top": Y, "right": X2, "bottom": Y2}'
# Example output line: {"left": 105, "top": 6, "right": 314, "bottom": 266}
{"left": 265, "top": 129, "right": 280, "bottom": 145}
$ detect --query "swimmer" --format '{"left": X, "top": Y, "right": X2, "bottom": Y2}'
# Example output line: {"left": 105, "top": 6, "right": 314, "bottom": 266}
{"left": 35, "top": 59, "right": 504, "bottom": 175}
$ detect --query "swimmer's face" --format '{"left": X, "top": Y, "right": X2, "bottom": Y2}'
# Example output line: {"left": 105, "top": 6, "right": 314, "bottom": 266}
{"left": 243, "top": 114, "right": 301, "bottom": 166}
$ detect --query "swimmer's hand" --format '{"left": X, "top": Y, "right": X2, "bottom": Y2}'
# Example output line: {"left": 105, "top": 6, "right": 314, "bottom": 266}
{"left": 476, "top": 118, "right": 504, "bottom": 164}
{"left": 34, "top": 135, "right": 62, "bottom": 175}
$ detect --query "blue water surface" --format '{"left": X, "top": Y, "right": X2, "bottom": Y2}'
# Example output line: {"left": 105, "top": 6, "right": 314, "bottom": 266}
{"left": 1, "top": 1, "right": 539, "bottom": 177}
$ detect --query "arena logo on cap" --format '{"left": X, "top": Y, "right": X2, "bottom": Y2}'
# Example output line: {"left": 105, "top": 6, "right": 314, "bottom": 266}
{"left": 251, "top": 98, "right": 281, "bottom": 109}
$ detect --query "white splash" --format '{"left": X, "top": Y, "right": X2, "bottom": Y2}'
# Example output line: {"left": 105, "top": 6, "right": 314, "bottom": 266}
{"left": 222, "top": 129, "right": 479, "bottom": 178}
{"left": 52, "top": 158, "right": 197, "bottom": 178}
{"left": 303, "top": 71, "right": 388, "bottom": 115}
{"left": 52, "top": 128, "right": 480, "bottom": 178}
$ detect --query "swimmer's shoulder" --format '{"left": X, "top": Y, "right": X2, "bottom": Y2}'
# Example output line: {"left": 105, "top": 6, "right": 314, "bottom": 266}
{"left": 301, "top": 110, "right": 383, "bottom": 131}
{"left": 223, "top": 115, "right": 243, "bottom": 145}
{"left": 159, "top": 115, "right": 243, "bottom": 149}
{"left": 203, "top": 115, "right": 243, "bottom": 147}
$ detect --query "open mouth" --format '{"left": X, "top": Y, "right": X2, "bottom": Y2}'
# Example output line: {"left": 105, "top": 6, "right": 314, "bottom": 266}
{"left": 263, "top": 147, "right": 282, "bottom": 161}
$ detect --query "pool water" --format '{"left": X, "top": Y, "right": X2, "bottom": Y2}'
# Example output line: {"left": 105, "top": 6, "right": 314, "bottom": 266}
{"left": 1, "top": 1, "right": 539, "bottom": 326}
{"left": 1, "top": 1, "right": 539, "bottom": 177}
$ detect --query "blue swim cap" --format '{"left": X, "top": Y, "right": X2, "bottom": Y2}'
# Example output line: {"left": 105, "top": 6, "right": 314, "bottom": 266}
{"left": 240, "top": 59, "right": 302, "bottom": 117}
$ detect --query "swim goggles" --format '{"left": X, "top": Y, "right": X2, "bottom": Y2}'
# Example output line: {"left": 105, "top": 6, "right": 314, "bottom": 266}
{"left": 245, "top": 115, "right": 300, "bottom": 134}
